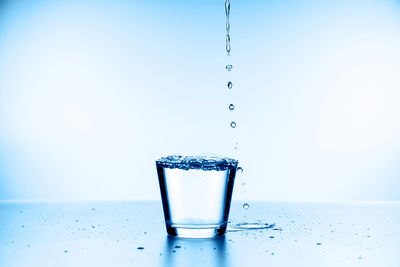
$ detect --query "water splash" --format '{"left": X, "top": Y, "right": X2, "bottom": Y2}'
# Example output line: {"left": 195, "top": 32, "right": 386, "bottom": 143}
{"left": 230, "top": 222, "right": 276, "bottom": 231}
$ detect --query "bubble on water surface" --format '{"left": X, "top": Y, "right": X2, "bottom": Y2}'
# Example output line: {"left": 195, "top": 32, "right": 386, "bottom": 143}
{"left": 156, "top": 155, "right": 238, "bottom": 171}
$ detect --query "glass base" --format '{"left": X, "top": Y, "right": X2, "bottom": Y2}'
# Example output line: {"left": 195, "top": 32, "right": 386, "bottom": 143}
{"left": 166, "top": 225, "right": 227, "bottom": 238}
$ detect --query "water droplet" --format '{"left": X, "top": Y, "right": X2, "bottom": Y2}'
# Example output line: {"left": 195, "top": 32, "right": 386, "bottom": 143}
{"left": 137, "top": 247, "right": 145, "bottom": 250}
{"left": 226, "top": 35, "right": 231, "bottom": 55}
{"left": 225, "top": 0, "right": 230, "bottom": 17}
{"left": 242, "top": 182, "right": 246, "bottom": 186}
{"left": 316, "top": 243, "right": 321, "bottom": 246}
{"left": 226, "top": 65, "right": 233, "bottom": 72}
{"left": 243, "top": 203, "right": 249, "bottom": 209}
{"left": 225, "top": 0, "right": 231, "bottom": 55}
{"left": 229, "top": 104, "right": 234, "bottom": 110}
{"left": 237, "top": 167, "right": 243, "bottom": 173}
{"left": 64, "top": 250, "right": 68, "bottom": 253}
{"left": 230, "top": 121, "right": 236, "bottom": 128}
{"left": 269, "top": 236, "right": 275, "bottom": 239}
{"left": 227, "top": 81, "right": 232, "bottom": 89}
{"left": 174, "top": 245, "right": 181, "bottom": 249}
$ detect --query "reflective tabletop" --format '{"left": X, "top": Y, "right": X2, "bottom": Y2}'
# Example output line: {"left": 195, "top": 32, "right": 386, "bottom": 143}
{"left": 1, "top": 201, "right": 399, "bottom": 266}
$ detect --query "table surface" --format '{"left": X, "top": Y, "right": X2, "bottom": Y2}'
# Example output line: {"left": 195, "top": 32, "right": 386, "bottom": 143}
{"left": 0, "top": 200, "right": 399, "bottom": 267}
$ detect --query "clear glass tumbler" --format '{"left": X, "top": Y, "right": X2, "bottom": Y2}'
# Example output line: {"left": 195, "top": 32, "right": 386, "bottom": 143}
{"left": 156, "top": 155, "right": 238, "bottom": 238}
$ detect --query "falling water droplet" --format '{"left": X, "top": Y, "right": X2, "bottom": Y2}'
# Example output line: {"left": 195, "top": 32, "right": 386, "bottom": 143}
{"left": 226, "top": 36, "right": 231, "bottom": 56}
{"left": 229, "top": 104, "right": 235, "bottom": 110}
{"left": 237, "top": 167, "right": 243, "bottom": 173}
{"left": 225, "top": 0, "right": 230, "bottom": 18}
{"left": 226, "top": 65, "right": 233, "bottom": 72}
{"left": 243, "top": 203, "right": 249, "bottom": 209}
{"left": 225, "top": 0, "right": 231, "bottom": 56}
{"left": 227, "top": 81, "right": 233, "bottom": 89}
{"left": 230, "top": 121, "right": 236, "bottom": 128}
{"left": 234, "top": 142, "right": 238, "bottom": 150}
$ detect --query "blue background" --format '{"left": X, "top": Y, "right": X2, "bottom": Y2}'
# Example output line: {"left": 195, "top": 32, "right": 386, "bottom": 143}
{"left": 1, "top": 0, "right": 400, "bottom": 201}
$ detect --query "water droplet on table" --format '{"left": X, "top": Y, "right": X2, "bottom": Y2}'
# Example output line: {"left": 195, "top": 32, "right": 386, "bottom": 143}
{"left": 230, "top": 222, "right": 276, "bottom": 231}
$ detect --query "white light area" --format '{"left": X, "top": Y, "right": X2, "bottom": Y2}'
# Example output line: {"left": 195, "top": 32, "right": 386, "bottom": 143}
{"left": 233, "top": 0, "right": 400, "bottom": 201}
{"left": 0, "top": 0, "right": 400, "bottom": 200}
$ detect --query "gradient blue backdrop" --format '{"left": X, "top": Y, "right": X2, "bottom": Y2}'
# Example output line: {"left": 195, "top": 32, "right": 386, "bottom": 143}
{"left": 1, "top": 0, "right": 400, "bottom": 201}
